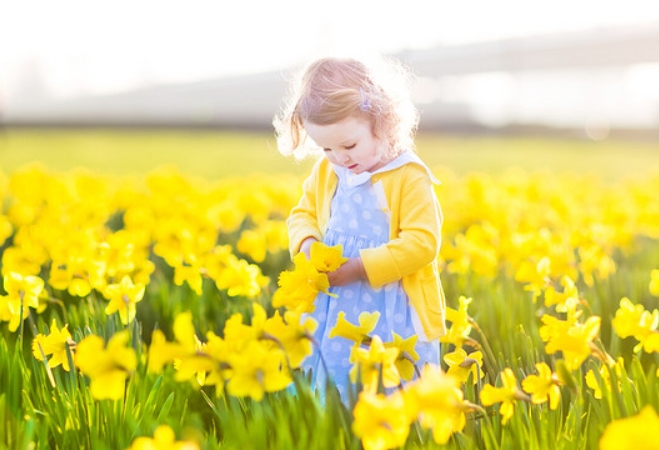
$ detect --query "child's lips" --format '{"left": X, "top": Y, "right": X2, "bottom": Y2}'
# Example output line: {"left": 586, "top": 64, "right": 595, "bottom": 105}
{"left": 347, "top": 164, "right": 358, "bottom": 171}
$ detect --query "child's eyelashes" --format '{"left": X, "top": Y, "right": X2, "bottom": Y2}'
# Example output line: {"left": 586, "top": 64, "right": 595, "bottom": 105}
{"left": 323, "top": 143, "right": 356, "bottom": 152}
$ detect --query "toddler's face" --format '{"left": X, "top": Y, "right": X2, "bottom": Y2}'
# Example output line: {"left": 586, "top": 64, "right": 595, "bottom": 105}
{"left": 305, "top": 116, "right": 388, "bottom": 174}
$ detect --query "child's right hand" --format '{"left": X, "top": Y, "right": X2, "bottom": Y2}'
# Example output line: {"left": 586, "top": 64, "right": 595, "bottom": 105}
{"left": 299, "top": 237, "right": 318, "bottom": 259}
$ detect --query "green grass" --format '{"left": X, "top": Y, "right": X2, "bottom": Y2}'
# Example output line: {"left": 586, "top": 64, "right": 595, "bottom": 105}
{"left": 0, "top": 128, "right": 311, "bottom": 179}
{"left": 418, "top": 133, "right": 659, "bottom": 181}
{"left": 1, "top": 128, "right": 658, "bottom": 180}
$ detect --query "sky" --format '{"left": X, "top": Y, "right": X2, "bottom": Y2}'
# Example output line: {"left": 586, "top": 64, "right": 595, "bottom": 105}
{"left": 3, "top": 0, "right": 659, "bottom": 101}
{"left": 2, "top": 0, "right": 659, "bottom": 133}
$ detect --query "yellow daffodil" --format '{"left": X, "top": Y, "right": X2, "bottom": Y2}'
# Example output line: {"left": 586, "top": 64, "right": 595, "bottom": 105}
{"left": 168, "top": 312, "right": 220, "bottom": 386}
{"left": 349, "top": 335, "right": 400, "bottom": 392}
{"left": 171, "top": 331, "right": 210, "bottom": 385}
{"left": 642, "top": 333, "right": 659, "bottom": 353}
{"left": 74, "top": 331, "right": 137, "bottom": 400}
{"left": 237, "top": 229, "right": 268, "bottom": 263}
{"left": 151, "top": 219, "right": 197, "bottom": 268}
{"left": 96, "top": 230, "right": 142, "bottom": 279}
{"left": 148, "top": 311, "right": 230, "bottom": 388}
{"left": 599, "top": 405, "right": 659, "bottom": 450}
{"left": 444, "top": 347, "right": 484, "bottom": 385}
{"left": 521, "top": 362, "right": 561, "bottom": 409}
{"left": 174, "top": 351, "right": 216, "bottom": 386}
{"left": 544, "top": 275, "right": 580, "bottom": 314}
{"left": 214, "top": 256, "right": 267, "bottom": 298}
{"left": 578, "top": 244, "right": 616, "bottom": 287}
{"left": 1, "top": 244, "right": 47, "bottom": 278}
{"left": 222, "top": 304, "right": 267, "bottom": 352}
{"left": 2, "top": 271, "right": 43, "bottom": 309}
{"left": 263, "top": 310, "right": 317, "bottom": 369}
{"left": 480, "top": 368, "right": 527, "bottom": 424}
{"left": 515, "top": 256, "right": 551, "bottom": 302}
{"left": 440, "top": 296, "right": 473, "bottom": 347}
{"left": 172, "top": 311, "right": 200, "bottom": 352}
{"left": 49, "top": 253, "right": 106, "bottom": 298}
{"left": 207, "top": 198, "right": 245, "bottom": 234}
{"left": 0, "top": 272, "right": 44, "bottom": 332}
{"left": 146, "top": 312, "right": 202, "bottom": 376}
{"left": 585, "top": 366, "right": 609, "bottom": 400}
{"left": 173, "top": 258, "right": 204, "bottom": 296}
{"left": 32, "top": 320, "right": 75, "bottom": 371}
{"left": 225, "top": 340, "right": 291, "bottom": 401}
{"left": 404, "top": 365, "right": 469, "bottom": 444}
{"left": 272, "top": 252, "right": 331, "bottom": 313}
{"left": 261, "top": 219, "right": 289, "bottom": 253}
{"left": 612, "top": 297, "right": 659, "bottom": 353}
{"left": 202, "top": 331, "right": 232, "bottom": 387}
{"left": 147, "top": 329, "right": 189, "bottom": 374}
{"left": 201, "top": 245, "right": 233, "bottom": 278}
{"left": 329, "top": 311, "right": 380, "bottom": 349}
{"left": 539, "top": 313, "right": 602, "bottom": 371}
{"left": 443, "top": 224, "right": 499, "bottom": 278}
{"left": 612, "top": 297, "right": 648, "bottom": 339}
{"left": 384, "top": 332, "right": 419, "bottom": 381}
{"left": 103, "top": 275, "right": 145, "bottom": 325}
{"left": 309, "top": 242, "right": 348, "bottom": 273}
{"left": 128, "top": 424, "right": 199, "bottom": 450}
{"left": 352, "top": 390, "right": 411, "bottom": 450}
{"left": 586, "top": 359, "right": 623, "bottom": 400}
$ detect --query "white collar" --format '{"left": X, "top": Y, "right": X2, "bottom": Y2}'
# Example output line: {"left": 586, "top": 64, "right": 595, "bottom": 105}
{"left": 333, "top": 151, "right": 440, "bottom": 186}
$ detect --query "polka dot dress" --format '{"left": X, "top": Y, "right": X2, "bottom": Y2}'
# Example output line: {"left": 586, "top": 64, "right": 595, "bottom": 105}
{"left": 302, "top": 155, "right": 440, "bottom": 402}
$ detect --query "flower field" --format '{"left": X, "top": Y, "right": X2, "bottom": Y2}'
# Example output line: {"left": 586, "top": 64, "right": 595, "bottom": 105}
{"left": 2, "top": 131, "right": 659, "bottom": 449}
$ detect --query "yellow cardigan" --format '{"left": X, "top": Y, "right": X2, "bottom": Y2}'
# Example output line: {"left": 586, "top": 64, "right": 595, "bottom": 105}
{"left": 287, "top": 156, "right": 446, "bottom": 340}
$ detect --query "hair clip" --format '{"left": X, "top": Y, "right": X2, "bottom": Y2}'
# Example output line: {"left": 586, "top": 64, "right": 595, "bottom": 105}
{"left": 359, "top": 88, "right": 371, "bottom": 112}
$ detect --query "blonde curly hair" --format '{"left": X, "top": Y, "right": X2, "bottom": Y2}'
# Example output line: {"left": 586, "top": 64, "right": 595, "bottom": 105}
{"left": 273, "top": 56, "right": 419, "bottom": 160}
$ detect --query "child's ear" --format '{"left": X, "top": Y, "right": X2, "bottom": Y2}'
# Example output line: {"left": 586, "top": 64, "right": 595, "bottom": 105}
{"left": 369, "top": 119, "right": 381, "bottom": 139}
{"left": 377, "top": 140, "right": 392, "bottom": 159}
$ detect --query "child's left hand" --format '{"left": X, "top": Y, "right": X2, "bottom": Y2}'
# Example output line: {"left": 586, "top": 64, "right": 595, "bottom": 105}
{"left": 327, "top": 257, "right": 367, "bottom": 287}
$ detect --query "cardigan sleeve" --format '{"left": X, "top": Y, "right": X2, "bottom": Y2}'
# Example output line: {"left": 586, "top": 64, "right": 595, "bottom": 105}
{"left": 360, "top": 165, "right": 442, "bottom": 287}
{"left": 286, "top": 159, "right": 324, "bottom": 257}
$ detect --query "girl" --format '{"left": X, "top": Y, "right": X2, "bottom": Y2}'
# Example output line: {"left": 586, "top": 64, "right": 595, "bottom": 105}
{"left": 273, "top": 56, "right": 446, "bottom": 400}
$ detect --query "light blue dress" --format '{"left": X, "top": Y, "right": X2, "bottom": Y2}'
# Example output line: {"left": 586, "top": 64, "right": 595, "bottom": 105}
{"left": 302, "top": 152, "right": 440, "bottom": 402}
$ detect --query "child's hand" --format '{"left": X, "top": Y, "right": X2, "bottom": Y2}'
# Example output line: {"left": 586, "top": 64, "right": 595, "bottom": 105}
{"left": 299, "top": 237, "right": 318, "bottom": 259}
{"left": 327, "top": 257, "right": 367, "bottom": 286}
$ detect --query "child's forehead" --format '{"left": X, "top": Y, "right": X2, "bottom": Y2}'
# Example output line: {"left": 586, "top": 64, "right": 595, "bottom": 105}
{"left": 304, "top": 116, "right": 373, "bottom": 144}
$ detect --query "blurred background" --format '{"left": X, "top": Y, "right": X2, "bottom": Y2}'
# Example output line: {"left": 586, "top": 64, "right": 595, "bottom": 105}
{"left": 1, "top": 0, "right": 659, "bottom": 177}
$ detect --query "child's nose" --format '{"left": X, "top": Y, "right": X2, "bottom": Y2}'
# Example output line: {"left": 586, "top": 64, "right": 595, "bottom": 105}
{"left": 337, "top": 151, "right": 351, "bottom": 164}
